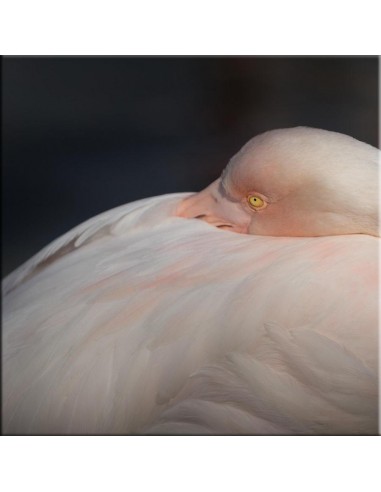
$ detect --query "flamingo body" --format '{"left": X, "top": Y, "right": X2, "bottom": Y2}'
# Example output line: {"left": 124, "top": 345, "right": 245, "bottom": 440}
{"left": 3, "top": 193, "right": 378, "bottom": 434}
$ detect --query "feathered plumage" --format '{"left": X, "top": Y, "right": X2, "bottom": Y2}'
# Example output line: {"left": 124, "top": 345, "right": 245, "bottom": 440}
{"left": 2, "top": 127, "right": 379, "bottom": 435}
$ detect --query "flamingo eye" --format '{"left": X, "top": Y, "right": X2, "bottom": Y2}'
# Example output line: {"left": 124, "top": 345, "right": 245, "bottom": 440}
{"left": 247, "top": 195, "right": 265, "bottom": 209}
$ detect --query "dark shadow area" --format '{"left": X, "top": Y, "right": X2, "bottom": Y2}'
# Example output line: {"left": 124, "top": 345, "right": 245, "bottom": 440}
{"left": 2, "top": 56, "right": 379, "bottom": 275}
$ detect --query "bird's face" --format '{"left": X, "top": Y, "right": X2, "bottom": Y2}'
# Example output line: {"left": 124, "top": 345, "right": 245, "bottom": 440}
{"left": 176, "top": 178, "right": 252, "bottom": 234}
{"left": 177, "top": 135, "right": 324, "bottom": 236}
{"left": 176, "top": 171, "right": 312, "bottom": 237}
{"left": 176, "top": 127, "right": 379, "bottom": 237}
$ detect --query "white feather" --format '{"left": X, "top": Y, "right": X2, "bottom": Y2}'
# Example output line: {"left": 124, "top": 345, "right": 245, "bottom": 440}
{"left": 3, "top": 193, "right": 378, "bottom": 435}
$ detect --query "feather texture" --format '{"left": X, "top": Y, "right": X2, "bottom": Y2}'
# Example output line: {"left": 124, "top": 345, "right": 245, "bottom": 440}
{"left": 2, "top": 193, "right": 378, "bottom": 435}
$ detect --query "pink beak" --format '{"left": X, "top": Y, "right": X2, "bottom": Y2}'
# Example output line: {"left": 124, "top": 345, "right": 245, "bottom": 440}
{"left": 176, "top": 180, "right": 249, "bottom": 234}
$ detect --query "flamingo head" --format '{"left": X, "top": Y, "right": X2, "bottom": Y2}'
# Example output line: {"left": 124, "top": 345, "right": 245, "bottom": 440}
{"left": 176, "top": 127, "right": 379, "bottom": 237}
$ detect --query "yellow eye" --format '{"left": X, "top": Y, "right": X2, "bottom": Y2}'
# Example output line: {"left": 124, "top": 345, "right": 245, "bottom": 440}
{"left": 248, "top": 195, "right": 264, "bottom": 209}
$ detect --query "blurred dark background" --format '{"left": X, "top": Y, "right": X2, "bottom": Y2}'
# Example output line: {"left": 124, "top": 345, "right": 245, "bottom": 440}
{"left": 2, "top": 56, "right": 379, "bottom": 276}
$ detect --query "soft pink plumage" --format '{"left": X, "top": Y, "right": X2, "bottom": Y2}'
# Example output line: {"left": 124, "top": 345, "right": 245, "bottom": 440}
{"left": 2, "top": 127, "right": 379, "bottom": 434}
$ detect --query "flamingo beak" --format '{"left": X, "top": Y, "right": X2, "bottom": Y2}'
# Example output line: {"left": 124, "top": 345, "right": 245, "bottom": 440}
{"left": 176, "top": 180, "right": 249, "bottom": 233}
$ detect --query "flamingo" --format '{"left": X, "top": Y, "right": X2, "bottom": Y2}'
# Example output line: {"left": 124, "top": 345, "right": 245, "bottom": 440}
{"left": 2, "top": 126, "right": 379, "bottom": 435}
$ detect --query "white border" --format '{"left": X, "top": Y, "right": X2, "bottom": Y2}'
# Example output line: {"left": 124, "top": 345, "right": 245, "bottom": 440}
{"left": 1, "top": 1, "right": 381, "bottom": 55}
{"left": 0, "top": 436, "right": 380, "bottom": 491}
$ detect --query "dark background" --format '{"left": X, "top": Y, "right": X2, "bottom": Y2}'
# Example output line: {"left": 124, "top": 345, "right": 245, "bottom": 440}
{"left": 2, "top": 56, "right": 379, "bottom": 276}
